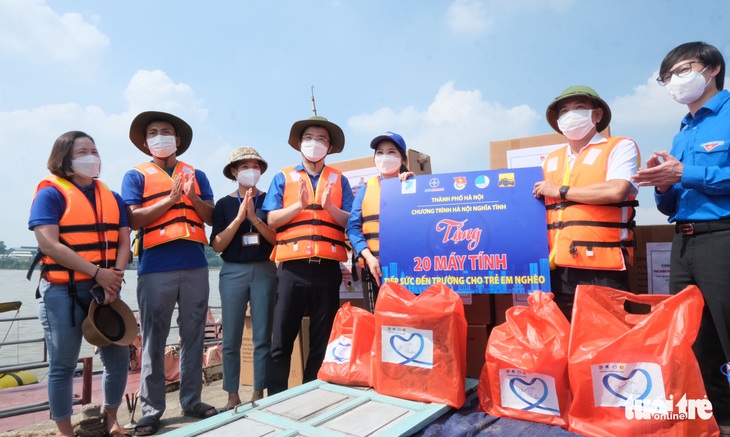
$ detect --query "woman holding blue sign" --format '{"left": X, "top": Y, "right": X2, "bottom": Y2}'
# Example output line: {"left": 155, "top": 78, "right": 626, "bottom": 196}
{"left": 346, "top": 132, "right": 413, "bottom": 313}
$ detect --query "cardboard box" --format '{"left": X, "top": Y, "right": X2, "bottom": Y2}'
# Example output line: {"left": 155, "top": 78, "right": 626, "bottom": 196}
{"left": 328, "top": 148, "right": 432, "bottom": 176}
{"left": 240, "top": 316, "right": 309, "bottom": 389}
{"left": 462, "top": 294, "right": 491, "bottom": 325}
{"left": 629, "top": 224, "right": 675, "bottom": 294}
{"left": 466, "top": 324, "right": 488, "bottom": 378}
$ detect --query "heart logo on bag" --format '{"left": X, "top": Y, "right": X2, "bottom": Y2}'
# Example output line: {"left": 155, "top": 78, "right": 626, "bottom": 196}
{"left": 389, "top": 333, "right": 432, "bottom": 366}
{"left": 331, "top": 340, "right": 352, "bottom": 363}
{"left": 509, "top": 377, "right": 560, "bottom": 414}
{"left": 602, "top": 368, "right": 652, "bottom": 401}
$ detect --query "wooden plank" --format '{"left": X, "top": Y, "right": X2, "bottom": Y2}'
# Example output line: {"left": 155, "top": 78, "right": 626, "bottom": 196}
{"left": 164, "top": 379, "right": 478, "bottom": 437}
{"left": 319, "top": 400, "right": 411, "bottom": 436}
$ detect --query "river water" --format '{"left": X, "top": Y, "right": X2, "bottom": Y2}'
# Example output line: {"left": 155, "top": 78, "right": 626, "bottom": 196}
{"left": 0, "top": 269, "right": 222, "bottom": 380}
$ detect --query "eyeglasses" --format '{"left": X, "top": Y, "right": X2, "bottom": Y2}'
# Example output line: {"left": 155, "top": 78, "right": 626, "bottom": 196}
{"left": 656, "top": 61, "right": 704, "bottom": 86}
{"left": 302, "top": 134, "right": 330, "bottom": 143}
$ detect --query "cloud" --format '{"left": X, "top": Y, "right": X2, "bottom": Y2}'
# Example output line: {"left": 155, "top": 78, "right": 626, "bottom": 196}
{"left": 0, "top": 0, "right": 108, "bottom": 63}
{"left": 446, "top": 0, "right": 492, "bottom": 36}
{"left": 446, "top": 0, "right": 576, "bottom": 36}
{"left": 0, "top": 70, "right": 224, "bottom": 248}
{"left": 124, "top": 70, "right": 209, "bottom": 121}
{"left": 610, "top": 72, "right": 689, "bottom": 127}
{"left": 349, "top": 81, "right": 539, "bottom": 173}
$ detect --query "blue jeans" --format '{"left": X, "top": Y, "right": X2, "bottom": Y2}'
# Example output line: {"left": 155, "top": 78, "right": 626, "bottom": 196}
{"left": 38, "top": 279, "right": 129, "bottom": 421}
{"left": 219, "top": 261, "right": 277, "bottom": 392}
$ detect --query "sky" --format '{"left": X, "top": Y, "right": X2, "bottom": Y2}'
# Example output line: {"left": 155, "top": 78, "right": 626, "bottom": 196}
{"left": 1, "top": 0, "right": 729, "bottom": 248}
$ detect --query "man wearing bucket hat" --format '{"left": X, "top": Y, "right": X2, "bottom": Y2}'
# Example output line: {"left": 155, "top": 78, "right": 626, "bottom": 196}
{"left": 210, "top": 146, "right": 277, "bottom": 408}
{"left": 346, "top": 131, "right": 412, "bottom": 313}
{"left": 533, "top": 85, "right": 640, "bottom": 320}
{"left": 262, "top": 114, "right": 354, "bottom": 395}
{"left": 121, "top": 111, "right": 216, "bottom": 434}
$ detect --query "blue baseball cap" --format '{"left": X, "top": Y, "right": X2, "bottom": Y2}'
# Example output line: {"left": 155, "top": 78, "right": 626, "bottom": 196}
{"left": 370, "top": 131, "right": 407, "bottom": 157}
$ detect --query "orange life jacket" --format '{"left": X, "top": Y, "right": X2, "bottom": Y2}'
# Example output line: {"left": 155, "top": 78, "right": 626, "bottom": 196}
{"left": 134, "top": 161, "right": 208, "bottom": 249}
{"left": 361, "top": 176, "right": 381, "bottom": 258}
{"left": 272, "top": 166, "right": 348, "bottom": 262}
{"left": 34, "top": 176, "right": 120, "bottom": 283}
{"left": 544, "top": 137, "right": 639, "bottom": 271}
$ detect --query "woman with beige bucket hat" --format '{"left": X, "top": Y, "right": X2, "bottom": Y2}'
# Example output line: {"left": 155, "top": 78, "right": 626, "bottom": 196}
{"left": 210, "top": 146, "right": 277, "bottom": 409}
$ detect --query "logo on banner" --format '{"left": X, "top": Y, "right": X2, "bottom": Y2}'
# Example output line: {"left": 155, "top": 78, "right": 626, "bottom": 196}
{"left": 381, "top": 326, "right": 433, "bottom": 369}
{"left": 323, "top": 335, "right": 352, "bottom": 363}
{"left": 453, "top": 176, "right": 467, "bottom": 190}
{"left": 402, "top": 178, "right": 416, "bottom": 194}
{"left": 474, "top": 175, "right": 490, "bottom": 188}
{"left": 499, "top": 369, "right": 561, "bottom": 416}
{"left": 591, "top": 362, "right": 665, "bottom": 408}
{"left": 498, "top": 173, "right": 515, "bottom": 187}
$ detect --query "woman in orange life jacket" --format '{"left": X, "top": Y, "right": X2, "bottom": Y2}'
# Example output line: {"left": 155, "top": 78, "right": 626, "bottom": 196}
{"left": 28, "top": 131, "right": 131, "bottom": 437}
{"left": 210, "top": 147, "right": 277, "bottom": 409}
{"left": 345, "top": 132, "right": 413, "bottom": 313}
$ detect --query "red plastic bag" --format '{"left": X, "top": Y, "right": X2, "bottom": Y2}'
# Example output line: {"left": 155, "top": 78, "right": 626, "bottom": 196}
{"left": 372, "top": 282, "right": 467, "bottom": 408}
{"left": 317, "top": 302, "right": 375, "bottom": 386}
{"left": 568, "top": 285, "right": 719, "bottom": 437}
{"left": 478, "top": 290, "right": 571, "bottom": 428}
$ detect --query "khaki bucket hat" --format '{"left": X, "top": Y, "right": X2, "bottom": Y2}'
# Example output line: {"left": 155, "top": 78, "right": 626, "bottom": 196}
{"left": 546, "top": 85, "right": 612, "bottom": 134}
{"left": 223, "top": 146, "right": 269, "bottom": 180}
{"left": 288, "top": 115, "right": 345, "bottom": 154}
{"left": 129, "top": 111, "right": 193, "bottom": 156}
{"left": 82, "top": 298, "right": 138, "bottom": 347}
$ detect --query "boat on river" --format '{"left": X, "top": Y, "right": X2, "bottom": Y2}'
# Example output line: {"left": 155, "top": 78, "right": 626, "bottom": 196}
{"left": 0, "top": 301, "right": 39, "bottom": 390}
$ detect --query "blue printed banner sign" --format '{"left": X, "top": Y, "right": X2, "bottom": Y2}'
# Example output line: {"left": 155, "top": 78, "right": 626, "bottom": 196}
{"left": 379, "top": 167, "right": 550, "bottom": 294}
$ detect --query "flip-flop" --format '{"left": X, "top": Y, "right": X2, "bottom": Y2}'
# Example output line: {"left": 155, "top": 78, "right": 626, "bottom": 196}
{"left": 184, "top": 402, "right": 218, "bottom": 419}
{"left": 133, "top": 415, "right": 160, "bottom": 436}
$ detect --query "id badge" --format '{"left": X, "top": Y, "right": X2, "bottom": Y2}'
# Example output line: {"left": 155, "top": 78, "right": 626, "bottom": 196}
{"left": 242, "top": 233, "right": 260, "bottom": 246}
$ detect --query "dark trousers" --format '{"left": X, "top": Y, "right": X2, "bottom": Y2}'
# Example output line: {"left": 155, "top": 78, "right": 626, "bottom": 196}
{"left": 267, "top": 259, "right": 342, "bottom": 395}
{"left": 361, "top": 265, "right": 379, "bottom": 314}
{"left": 550, "top": 265, "right": 630, "bottom": 321}
{"left": 670, "top": 231, "right": 730, "bottom": 425}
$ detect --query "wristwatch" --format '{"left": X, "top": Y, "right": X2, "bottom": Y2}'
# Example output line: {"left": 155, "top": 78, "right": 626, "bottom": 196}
{"left": 559, "top": 185, "right": 570, "bottom": 201}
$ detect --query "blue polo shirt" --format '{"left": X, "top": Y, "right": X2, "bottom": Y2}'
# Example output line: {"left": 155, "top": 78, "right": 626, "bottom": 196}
{"left": 121, "top": 164, "right": 214, "bottom": 275}
{"left": 656, "top": 89, "right": 730, "bottom": 222}
{"left": 262, "top": 163, "right": 354, "bottom": 214}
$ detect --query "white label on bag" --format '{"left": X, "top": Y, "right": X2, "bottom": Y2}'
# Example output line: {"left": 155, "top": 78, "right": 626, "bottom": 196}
{"left": 499, "top": 369, "right": 561, "bottom": 416}
{"left": 381, "top": 325, "right": 433, "bottom": 369}
{"left": 591, "top": 362, "right": 666, "bottom": 408}
{"left": 323, "top": 335, "right": 352, "bottom": 363}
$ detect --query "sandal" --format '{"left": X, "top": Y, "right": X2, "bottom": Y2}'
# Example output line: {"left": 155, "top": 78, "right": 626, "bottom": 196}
{"left": 183, "top": 402, "right": 218, "bottom": 419}
{"left": 132, "top": 415, "right": 160, "bottom": 436}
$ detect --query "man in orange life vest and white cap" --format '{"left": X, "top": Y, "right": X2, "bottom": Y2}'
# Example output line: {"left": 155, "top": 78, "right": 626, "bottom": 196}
{"left": 532, "top": 86, "right": 640, "bottom": 320}
{"left": 262, "top": 114, "right": 354, "bottom": 395}
{"left": 121, "top": 111, "right": 217, "bottom": 435}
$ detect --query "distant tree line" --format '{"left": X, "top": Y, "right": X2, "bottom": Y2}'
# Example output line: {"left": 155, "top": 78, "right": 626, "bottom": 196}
{"left": 0, "top": 240, "right": 223, "bottom": 270}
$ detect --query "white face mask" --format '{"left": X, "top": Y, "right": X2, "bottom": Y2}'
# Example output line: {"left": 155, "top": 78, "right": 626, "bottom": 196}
{"left": 71, "top": 154, "right": 101, "bottom": 179}
{"left": 374, "top": 154, "right": 402, "bottom": 175}
{"left": 146, "top": 135, "right": 177, "bottom": 158}
{"left": 557, "top": 109, "right": 596, "bottom": 141}
{"left": 235, "top": 168, "right": 261, "bottom": 187}
{"left": 300, "top": 140, "right": 328, "bottom": 162}
{"left": 665, "top": 67, "right": 710, "bottom": 105}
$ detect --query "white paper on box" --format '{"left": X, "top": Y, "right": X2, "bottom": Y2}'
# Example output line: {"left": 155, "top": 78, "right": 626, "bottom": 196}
{"left": 322, "top": 335, "right": 352, "bottom": 364}
{"left": 590, "top": 362, "right": 666, "bottom": 408}
{"left": 381, "top": 325, "right": 433, "bottom": 369}
{"left": 499, "top": 368, "right": 561, "bottom": 416}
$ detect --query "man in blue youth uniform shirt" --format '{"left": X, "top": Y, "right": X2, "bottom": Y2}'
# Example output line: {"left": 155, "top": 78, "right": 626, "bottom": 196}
{"left": 633, "top": 41, "right": 730, "bottom": 434}
{"left": 262, "top": 115, "right": 353, "bottom": 395}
